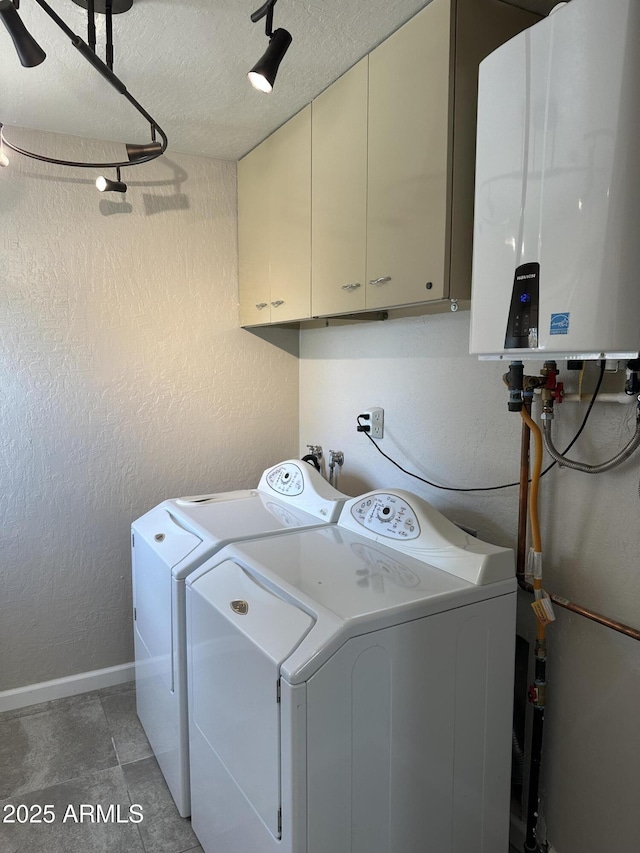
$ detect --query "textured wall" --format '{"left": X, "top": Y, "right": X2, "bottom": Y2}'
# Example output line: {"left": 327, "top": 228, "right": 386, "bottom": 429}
{"left": 0, "top": 128, "right": 299, "bottom": 692}
{"left": 3, "top": 0, "right": 440, "bottom": 162}
{"left": 299, "top": 312, "right": 640, "bottom": 853}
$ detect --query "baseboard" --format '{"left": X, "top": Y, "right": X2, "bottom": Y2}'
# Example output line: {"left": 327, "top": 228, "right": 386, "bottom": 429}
{"left": 0, "top": 662, "right": 135, "bottom": 713}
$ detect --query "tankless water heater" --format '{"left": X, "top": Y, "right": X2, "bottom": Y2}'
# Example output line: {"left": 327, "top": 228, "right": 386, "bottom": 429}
{"left": 469, "top": 0, "right": 640, "bottom": 361}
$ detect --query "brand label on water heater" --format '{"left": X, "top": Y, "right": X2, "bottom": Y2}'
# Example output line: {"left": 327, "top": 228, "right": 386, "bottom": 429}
{"left": 504, "top": 262, "right": 539, "bottom": 349}
{"left": 549, "top": 313, "right": 570, "bottom": 335}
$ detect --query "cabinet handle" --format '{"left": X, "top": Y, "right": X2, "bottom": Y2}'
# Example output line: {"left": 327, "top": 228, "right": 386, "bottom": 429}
{"left": 369, "top": 276, "right": 392, "bottom": 286}
{"left": 255, "top": 302, "right": 268, "bottom": 310}
{"left": 341, "top": 282, "right": 362, "bottom": 291}
{"left": 271, "top": 300, "right": 285, "bottom": 308}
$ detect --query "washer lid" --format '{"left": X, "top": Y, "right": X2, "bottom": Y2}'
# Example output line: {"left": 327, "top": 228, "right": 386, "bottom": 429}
{"left": 175, "top": 488, "right": 256, "bottom": 505}
{"left": 161, "top": 493, "right": 331, "bottom": 579}
{"left": 132, "top": 507, "right": 202, "bottom": 569}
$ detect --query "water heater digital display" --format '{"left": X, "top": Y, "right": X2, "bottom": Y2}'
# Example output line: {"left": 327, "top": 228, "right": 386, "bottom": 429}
{"left": 470, "top": 0, "right": 640, "bottom": 361}
{"left": 505, "top": 262, "right": 539, "bottom": 349}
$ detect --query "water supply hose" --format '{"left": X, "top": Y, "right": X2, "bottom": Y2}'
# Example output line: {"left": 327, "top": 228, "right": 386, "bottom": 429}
{"left": 542, "top": 407, "right": 640, "bottom": 473}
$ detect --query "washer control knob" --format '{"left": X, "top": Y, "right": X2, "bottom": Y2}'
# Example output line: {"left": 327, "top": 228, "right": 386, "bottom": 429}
{"left": 376, "top": 504, "right": 395, "bottom": 523}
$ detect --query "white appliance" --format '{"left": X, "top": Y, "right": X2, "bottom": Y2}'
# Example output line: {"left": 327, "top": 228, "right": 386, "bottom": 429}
{"left": 131, "top": 460, "right": 346, "bottom": 817}
{"left": 470, "top": 0, "right": 640, "bottom": 360}
{"left": 186, "top": 489, "right": 516, "bottom": 853}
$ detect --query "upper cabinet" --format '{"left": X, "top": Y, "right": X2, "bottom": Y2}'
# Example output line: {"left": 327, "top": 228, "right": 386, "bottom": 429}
{"left": 239, "top": 0, "right": 538, "bottom": 327}
{"left": 365, "top": 0, "right": 452, "bottom": 311}
{"left": 311, "top": 58, "right": 368, "bottom": 317}
{"left": 238, "top": 135, "right": 271, "bottom": 326}
{"left": 238, "top": 106, "right": 311, "bottom": 326}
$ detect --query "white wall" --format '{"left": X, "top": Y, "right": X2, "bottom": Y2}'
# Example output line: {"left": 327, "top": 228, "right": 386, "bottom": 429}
{"left": 299, "top": 311, "right": 640, "bottom": 853}
{"left": 2, "top": 124, "right": 638, "bottom": 853}
{"left": 0, "top": 128, "right": 299, "bottom": 693}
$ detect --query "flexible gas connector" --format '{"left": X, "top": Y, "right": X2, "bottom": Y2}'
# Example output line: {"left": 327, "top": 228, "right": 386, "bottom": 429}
{"left": 521, "top": 408, "right": 542, "bottom": 553}
{"left": 520, "top": 408, "right": 548, "bottom": 640}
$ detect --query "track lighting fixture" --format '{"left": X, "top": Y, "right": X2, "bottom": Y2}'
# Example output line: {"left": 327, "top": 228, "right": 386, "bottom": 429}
{"left": 0, "top": 0, "right": 167, "bottom": 186}
{"left": 248, "top": 0, "right": 292, "bottom": 93}
{"left": 96, "top": 167, "right": 126, "bottom": 192}
{"left": 126, "top": 141, "right": 163, "bottom": 162}
{"left": 0, "top": 0, "right": 46, "bottom": 67}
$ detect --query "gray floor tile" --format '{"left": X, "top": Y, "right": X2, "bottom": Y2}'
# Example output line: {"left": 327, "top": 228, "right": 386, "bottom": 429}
{"left": 0, "top": 691, "right": 101, "bottom": 722}
{"left": 100, "top": 688, "right": 153, "bottom": 765}
{"left": 0, "top": 694, "right": 117, "bottom": 800}
{"left": 122, "top": 757, "right": 198, "bottom": 853}
{"left": 0, "top": 766, "right": 145, "bottom": 853}
{"left": 98, "top": 681, "right": 136, "bottom": 698}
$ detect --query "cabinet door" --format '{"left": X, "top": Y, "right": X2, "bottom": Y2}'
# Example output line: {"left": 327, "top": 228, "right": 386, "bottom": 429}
{"left": 311, "top": 58, "right": 368, "bottom": 317}
{"left": 268, "top": 105, "right": 312, "bottom": 323}
{"left": 366, "top": 0, "right": 452, "bottom": 310}
{"left": 238, "top": 138, "right": 272, "bottom": 326}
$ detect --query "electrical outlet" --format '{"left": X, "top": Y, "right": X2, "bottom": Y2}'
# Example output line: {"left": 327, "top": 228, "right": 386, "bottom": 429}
{"left": 364, "top": 407, "right": 384, "bottom": 439}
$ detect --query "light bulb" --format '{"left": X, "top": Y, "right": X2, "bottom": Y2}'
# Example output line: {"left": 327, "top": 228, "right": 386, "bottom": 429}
{"left": 96, "top": 175, "right": 127, "bottom": 193}
{"left": 248, "top": 71, "right": 273, "bottom": 93}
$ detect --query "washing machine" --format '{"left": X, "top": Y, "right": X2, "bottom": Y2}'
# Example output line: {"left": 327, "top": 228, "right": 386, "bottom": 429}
{"left": 131, "top": 459, "right": 346, "bottom": 817}
{"left": 186, "top": 489, "right": 516, "bottom": 853}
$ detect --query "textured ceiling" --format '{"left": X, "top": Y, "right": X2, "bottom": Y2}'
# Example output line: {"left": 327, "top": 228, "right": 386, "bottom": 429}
{"left": 1, "top": 0, "right": 558, "bottom": 161}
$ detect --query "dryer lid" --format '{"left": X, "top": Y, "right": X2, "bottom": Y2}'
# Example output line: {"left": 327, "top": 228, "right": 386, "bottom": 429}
{"left": 189, "top": 560, "right": 313, "bottom": 838}
{"left": 206, "top": 525, "right": 516, "bottom": 684}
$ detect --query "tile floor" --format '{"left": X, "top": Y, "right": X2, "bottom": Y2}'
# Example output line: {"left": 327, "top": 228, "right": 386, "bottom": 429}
{"left": 0, "top": 682, "right": 201, "bottom": 853}
{"left": 0, "top": 681, "right": 522, "bottom": 853}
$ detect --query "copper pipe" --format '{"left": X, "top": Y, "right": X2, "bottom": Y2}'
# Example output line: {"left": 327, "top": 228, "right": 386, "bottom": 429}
{"left": 516, "top": 577, "right": 640, "bottom": 641}
{"left": 517, "top": 397, "right": 532, "bottom": 577}
{"left": 549, "top": 594, "right": 640, "bottom": 641}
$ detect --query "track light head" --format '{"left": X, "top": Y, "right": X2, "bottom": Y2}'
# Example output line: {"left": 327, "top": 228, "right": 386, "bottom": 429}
{"left": 0, "top": 0, "right": 167, "bottom": 188}
{"left": 248, "top": 27, "right": 292, "bottom": 93}
{"left": 126, "top": 141, "right": 163, "bottom": 162}
{"left": 0, "top": 0, "right": 46, "bottom": 67}
{"left": 96, "top": 174, "right": 127, "bottom": 193}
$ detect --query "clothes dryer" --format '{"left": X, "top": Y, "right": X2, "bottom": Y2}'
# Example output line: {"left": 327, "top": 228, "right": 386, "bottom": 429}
{"left": 186, "top": 489, "right": 516, "bottom": 853}
{"left": 131, "top": 459, "right": 345, "bottom": 816}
